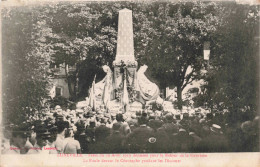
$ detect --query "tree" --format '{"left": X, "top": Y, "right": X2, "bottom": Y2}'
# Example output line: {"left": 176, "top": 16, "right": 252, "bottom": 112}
{"left": 2, "top": 6, "right": 52, "bottom": 124}
{"left": 203, "top": 3, "right": 259, "bottom": 113}
{"left": 133, "top": 2, "right": 225, "bottom": 109}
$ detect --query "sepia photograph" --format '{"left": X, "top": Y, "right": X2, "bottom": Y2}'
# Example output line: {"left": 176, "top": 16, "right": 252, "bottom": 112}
{"left": 0, "top": 0, "right": 259, "bottom": 166}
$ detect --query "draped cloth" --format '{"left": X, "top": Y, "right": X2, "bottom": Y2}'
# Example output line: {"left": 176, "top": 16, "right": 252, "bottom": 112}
{"left": 136, "top": 65, "right": 159, "bottom": 102}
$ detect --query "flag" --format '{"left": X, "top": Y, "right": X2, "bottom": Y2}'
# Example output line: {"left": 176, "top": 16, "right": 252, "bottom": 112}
{"left": 92, "top": 75, "right": 96, "bottom": 110}
{"left": 122, "top": 77, "right": 129, "bottom": 106}
{"left": 88, "top": 86, "right": 93, "bottom": 107}
{"left": 89, "top": 75, "right": 96, "bottom": 110}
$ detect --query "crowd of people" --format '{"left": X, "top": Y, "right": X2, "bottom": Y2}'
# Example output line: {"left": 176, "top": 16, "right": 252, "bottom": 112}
{"left": 2, "top": 104, "right": 259, "bottom": 154}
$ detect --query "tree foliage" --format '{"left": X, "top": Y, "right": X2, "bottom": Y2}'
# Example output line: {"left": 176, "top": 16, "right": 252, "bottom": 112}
{"left": 202, "top": 4, "right": 259, "bottom": 112}
{"left": 2, "top": 2, "right": 259, "bottom": 123}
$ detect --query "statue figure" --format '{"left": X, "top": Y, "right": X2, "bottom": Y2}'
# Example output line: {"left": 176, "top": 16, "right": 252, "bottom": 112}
{"left": 137, "top": 64, "right": 160, "bottom": 102}
{"left": 102, "top": 65, "right": 113, "bottom": 107}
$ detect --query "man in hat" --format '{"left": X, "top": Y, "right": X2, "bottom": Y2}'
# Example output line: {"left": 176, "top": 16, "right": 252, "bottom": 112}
{"left": 88, "top": 123, "right": 111, "bottom": 153}
{"left": 63, "top": 128, "right": 81, "bottom": 154}
{"left": 126, "top": 116, "right": 154, "bottom": 153}
{"left": 74, "top": 123, "right": 88, "bottom": 153}
{"left": 197, "top": 124, "right": 228, "bottom": 152}
{"left": 179, "top": 113, "right": 191, "bottom": 132}
{"left": 161, "top": 113, "right": 179, "bottom": 135}
{"left": 54, "top": 121, "right": 69, "bottom": 153}
{"left": 106, "top": 122, "right": 126, "bottom": 153}
{"left": 115, "top": 113, "right": 131, "bottom": 136}
{"left": 47, "top": 125, "right": 58, "bottom": 154}
{"left": 174, "top": 114, "right": 181, "bottom": 125}
{"left": 127, "top": 114, "right": 139, "bottom": 131}
{"left": 176, "top": 128, "right": 193, "bottom": 152}
{"left": 4, "top": 125, "right": 28, "bottom": 154}
{"left": 27, "top": 124, "right": 52, "bottom": 154}
{"left": 85, "top": 118, "right": 96, "bottom": 153}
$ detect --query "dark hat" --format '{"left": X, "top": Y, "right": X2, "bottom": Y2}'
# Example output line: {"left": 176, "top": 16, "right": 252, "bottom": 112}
{"left": 12, "top": 123, "right": 30, "bottom": 138}
{"left": 112, "top": 122, "right": 121, "bottom": 131}
{"left": 175, "top": 114, "right": 181, "bottom": 120}
{"left": 48, "top": 125, "right": 58, "bottom": 134}
{"left": 136, "top": 111, "right": 142, "bottom": 116}
{"left": 76, "top": 123, "right": 85, "bottom": 131}
{"left": 101, "top": 117, "right": 108, "bottom": 124}
{"left": 165, "top": 113, "right": 173, "bottom": 121}
{"left": 85, "top": 112, "right": 94, "bottom": 118}
{"left": 148, "top": 119, "right": 163, "bottom": 130}
{"left": 35, "top": 125, "right": 51, "bottom": 138}
{"left": 116, "top": 113, "right": 124, "bottom": 122}
{"left": 183, "top": 113, "right": 189, "bottom": 119}
{"left": 56, "top": 114, "right": 64, "bottom": 119}
{"left": 138, "top": 116, "right": 149, "bottom": 125}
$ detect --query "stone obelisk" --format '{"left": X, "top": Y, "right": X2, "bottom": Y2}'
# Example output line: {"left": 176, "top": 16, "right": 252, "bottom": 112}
{"left": 113, "top": 8, "right": 138, "bottom": 92}
{"left": 115, "top": 8, "right": 135, "bottom": 62}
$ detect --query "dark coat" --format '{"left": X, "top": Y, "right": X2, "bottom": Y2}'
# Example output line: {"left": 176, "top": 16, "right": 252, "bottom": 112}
{"left": 126, "top": 125, "right": 154, "bottom": 153}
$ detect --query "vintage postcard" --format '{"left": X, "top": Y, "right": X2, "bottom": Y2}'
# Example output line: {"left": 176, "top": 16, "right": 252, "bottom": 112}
{"left": 0, "top": 0, "right": 259, "bottom": 166}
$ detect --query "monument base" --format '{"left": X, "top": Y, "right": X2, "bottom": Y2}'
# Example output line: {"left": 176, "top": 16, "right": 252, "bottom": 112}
{"left": 107, "top": 100, "right": 143, "bottom": 113}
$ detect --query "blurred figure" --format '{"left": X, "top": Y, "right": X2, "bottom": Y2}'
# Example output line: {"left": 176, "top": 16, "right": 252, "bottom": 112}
{"left": 54, "top": 121, "right": 68, "bottom": 153}
{"left": 115, "top": 113, "right": 131, "bottom": 136}
{"left": 27, "top": 125, "right": 52, "bottom": 154}
{"left": 197, "top": 124, "right": 228, "bottom": 152}
{"left": 106, "top": 122, "right": 126, "bottom": 153}
{"left": 126, "top": 116, "right": 154, "bottom": 153}
{"left": 63, "top": 128, "right": 81, "bottom": 154}
{"left": 4, "top": 125, "right": 27, "bottom": 154}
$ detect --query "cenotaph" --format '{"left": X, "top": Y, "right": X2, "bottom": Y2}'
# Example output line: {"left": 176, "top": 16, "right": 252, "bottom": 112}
{"left": 91, "top": 8, "right": 160, "bottom": 113}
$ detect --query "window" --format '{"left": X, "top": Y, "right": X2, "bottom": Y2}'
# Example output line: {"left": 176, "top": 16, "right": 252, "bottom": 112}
{"left": 55, "top": 87, "right": 62, "bottom": 96}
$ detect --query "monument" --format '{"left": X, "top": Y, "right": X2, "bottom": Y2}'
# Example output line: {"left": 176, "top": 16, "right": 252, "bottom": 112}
{"left": 89, "top": 8, "right": 160, "bottom": 113}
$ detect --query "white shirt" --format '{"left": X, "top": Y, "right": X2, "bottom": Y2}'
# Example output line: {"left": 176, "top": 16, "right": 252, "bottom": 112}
{"left": 54, "top": 134, "right": 65, "bottom": 153}
{"left": 63, "top": 137, "right": 80, "bottom": 154}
